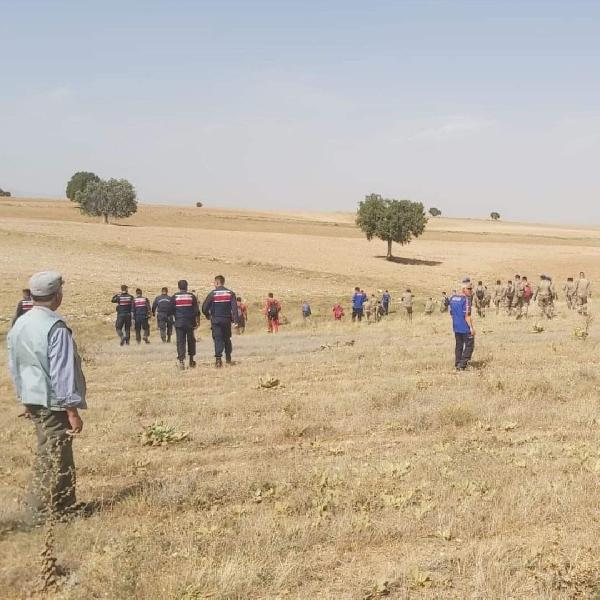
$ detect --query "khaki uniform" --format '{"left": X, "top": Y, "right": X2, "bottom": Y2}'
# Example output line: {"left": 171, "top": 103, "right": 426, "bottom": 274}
{"left": 513, "top": 280, "right": 525, "bottom": 319}
{"left": 474, "top": 285, "right": 486, "bottom": 317}
{"left": 401, "top": 293, "right": 413, "bottom": 320}
{"left": 575, "top": 278, "right": 591, "bottom": 315}
{"left": 492, "top": 284, "right": 503, "bottom": 314}
{"left": 363, "top": 299, "right": 372, "bottom": 323}
{"left": 563, "top": 280, "right": 576, "bottom": 310}
{"left": 424, "top": 299, "right": 435, "bottom": 315}
{"left": 503, "top": 283, "right": 515, "bottom": 314}
{"left": 534, "top": 279, "right": 555, "bottom": 319}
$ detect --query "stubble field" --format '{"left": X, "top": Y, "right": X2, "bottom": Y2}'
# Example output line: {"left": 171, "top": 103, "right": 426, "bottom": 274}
{"left": 1, "top": 198, "right": 600, "bottom": 599}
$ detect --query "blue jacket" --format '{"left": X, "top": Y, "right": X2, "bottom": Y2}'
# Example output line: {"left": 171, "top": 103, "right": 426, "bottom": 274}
{"left": 202, "top": 286, "right": 238, "bottom": 323}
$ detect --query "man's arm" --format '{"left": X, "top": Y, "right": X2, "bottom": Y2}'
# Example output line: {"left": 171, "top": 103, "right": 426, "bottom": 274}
{"left": 192, "top": 294, "right": 200, "bottom": 325}
{"left": 201, "top": 292, "right": 212, "bottom": 320}
{"left": 151, "top": 297, "right": 158, "bottom": 316}
{"left": 230, "top": 292, "right": 239, "bottom": 324}
{"left": 48, "top": 326, "right": 84, "bottom": 432}
{"left": 111, "top": 294, "right": 119, "bottom": 303}
{"left": 146, "top": 298, "right": 151, "bottom": 313}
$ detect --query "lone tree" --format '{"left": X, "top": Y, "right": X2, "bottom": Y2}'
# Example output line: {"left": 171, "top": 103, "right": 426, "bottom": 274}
{"left": 66, "top": 171, "right": 100, "bottom": 202}
{"left": 429, "top": 207, "right": 442, "bottom": 217}
{"left": 490, "top": 211, "right": 501, "bottom": 221}
{"left": 356, "top": 193, "right": 427, "bottom": 260}
{"left": 76, "top": 178, "right": 137, "bottom": 224}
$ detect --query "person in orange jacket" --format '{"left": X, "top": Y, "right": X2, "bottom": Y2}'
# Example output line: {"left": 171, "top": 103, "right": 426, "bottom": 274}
{"left": 264, "top": 293, "right": 281, "bottom": 333}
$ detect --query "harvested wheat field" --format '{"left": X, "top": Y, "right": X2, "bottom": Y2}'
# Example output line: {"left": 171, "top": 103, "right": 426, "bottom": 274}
{"left": 2, "top": 198, "right": 600, "bottom": 599}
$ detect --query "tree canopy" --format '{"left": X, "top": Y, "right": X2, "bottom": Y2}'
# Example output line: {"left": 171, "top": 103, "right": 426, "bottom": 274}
{"left": 429, "top": 207, "right": 442, "bottom": 217}
{"left": 490, "top": 211, "right": 501, "bottom": 221}
{"left": 356, "top": 193, "right": 428, "bottom": 259}
{"left": 76, "top": 178, "right": 137, "bottom": 224}
{"left": 66, "top": 171, "right": 100, "bottom": 202}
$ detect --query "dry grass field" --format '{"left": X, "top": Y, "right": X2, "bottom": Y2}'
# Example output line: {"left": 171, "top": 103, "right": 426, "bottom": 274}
{"left": 2, "top": 198, "right": 600, "bottom": 599}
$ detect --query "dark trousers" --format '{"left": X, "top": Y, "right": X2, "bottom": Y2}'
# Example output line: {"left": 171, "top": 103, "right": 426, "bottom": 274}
{"left": 135, "top": 317, "right": 150, "bottom": 342}
{"left": 352, "top": 308, "right": 363, "bottom": 322}
{"left": 26, "top": 406, "right": 76, "bottom": 522}
{"left": 176, "top": 326, "right": 196, "bottom": 361}
{"left": 157, "top": 314, "right": 173, "bottom": 342}
{"left": 116, "top": 314, "right": 131, "bottom": 342}
{"left": 454, "top": 332, "right": 475, "bottom": 369}
{"left": 382, "top": 303, "right": 389, "bottom": 315}
{"left": 211, "top": 320, "right": 232, "bottom": 359}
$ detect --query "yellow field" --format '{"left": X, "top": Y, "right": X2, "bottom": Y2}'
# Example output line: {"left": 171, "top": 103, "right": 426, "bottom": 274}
{"left": 1, "top": 198, "right": 600, "bottom": 599}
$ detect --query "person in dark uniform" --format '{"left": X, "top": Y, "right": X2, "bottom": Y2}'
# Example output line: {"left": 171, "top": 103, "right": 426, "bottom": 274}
{"left": 12, "top": 288, "right": 34, "bottom": 325}
{"left": 152, "top": 287, "right": 173, "bottom": 342}
{"left": 111, "top": 285, "right": 134, "bottom": 346}
{"left": 170, "top": 280, "right": 200, "bottom": 370}
{"left": 202, "top": 275, "right": 239, "bottom": 368}
{"left": 133, "top": 288, "right": 151, "bottom": 344}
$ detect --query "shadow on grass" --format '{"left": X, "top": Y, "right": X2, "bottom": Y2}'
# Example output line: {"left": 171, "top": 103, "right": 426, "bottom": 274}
{"left": 375, "top": 255, "right": 442, "bottom": 266}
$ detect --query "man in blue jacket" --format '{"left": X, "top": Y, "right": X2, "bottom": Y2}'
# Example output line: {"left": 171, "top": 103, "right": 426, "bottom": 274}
{"left": 449, "top": 280, "right": 475, "bottom": 370}
{"left": 202, "top": 275, "right": 239, "bottom": 368}
{"left": 351, "top": 287, "right": 365, "bottom": 322}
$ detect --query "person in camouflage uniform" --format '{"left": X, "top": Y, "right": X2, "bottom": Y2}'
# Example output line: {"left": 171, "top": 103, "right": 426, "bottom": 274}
{"left": 440, "top": 291, "right": 449, "bottom": 313}
{"left": 474, "top": 281, "right": 487, "bottom": 317}
{"left": 575, "top": 272, "right": 591, "bottom": 315}
{"left": 563, "top": 277, "right": 576, "bottom": 310}
{"left": 522, "top": 276, "right": 533, "bottom": 317}
{"left": 492, "top": 280, "right": 503, "bottom": 315}
{"left": 424, "top": 297, "right": 435, "bottom": 315}
{"left": 534, "top": 274, "right": 556, "bottom": 319}
{"left": 503, "top": 280, "right": 515, "bottom": 315}
{"left": 512, "top": 274, "right": 525, "bottom": 319}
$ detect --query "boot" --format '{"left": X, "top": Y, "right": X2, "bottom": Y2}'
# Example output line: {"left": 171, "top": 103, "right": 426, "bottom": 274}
{"left": 225, "top": 355, "right": 232, "bottom": 365}
{"left": 178, "top": 360, "right": 185, "bottom": 370}
{"left": 144, "top": 337, "right": 150, "bottom": 344}
{"left": 167, "top": 335, "right": 171, "bottom": 343}
{"left": 120, "top": 337, "right": 125, "bottom": 347}
{"left": 189, "top": 358, "right": 197, "bottom": 369}
{"left": 215, "top": 357, "right": 223, "bottom": 368}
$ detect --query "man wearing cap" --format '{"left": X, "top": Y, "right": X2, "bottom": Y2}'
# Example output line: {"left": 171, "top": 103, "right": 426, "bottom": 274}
{"left": 111, "top": 284, "right": 134, "bottom": 346}
{"left": 170, "top": 279, "right": 200, "bottom": 370}
{"left": 201, "top": 275, "right": 239, "bottom": 368}
{"left": 12, "top": 288, "right": 34, "bottom": 325}
{"left": 449, "top": 280, "right": 475, "bottom": 370}
{"left": 7, "top": 271, "right": 86, "bottom": 523}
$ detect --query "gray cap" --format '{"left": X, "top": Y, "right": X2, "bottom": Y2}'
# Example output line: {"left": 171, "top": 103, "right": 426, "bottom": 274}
{"left": 29, "top": 271, "right": 64, "bottom": 296}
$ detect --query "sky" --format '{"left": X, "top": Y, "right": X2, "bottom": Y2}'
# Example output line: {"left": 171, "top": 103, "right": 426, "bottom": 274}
{"left": 2, "top": 0, "right": 600, "bottom": 222}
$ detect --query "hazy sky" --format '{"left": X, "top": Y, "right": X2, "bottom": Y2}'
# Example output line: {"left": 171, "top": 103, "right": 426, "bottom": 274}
{"left": 2, "top": 0, "right": 600, "bottom": 221}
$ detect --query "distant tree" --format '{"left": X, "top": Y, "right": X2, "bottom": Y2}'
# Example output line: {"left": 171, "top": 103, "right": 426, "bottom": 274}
{"left": 66, "top": 171, "right": 100, "bottom": 202}
{"left": 356, "top": 193, "right": 428, "bottom": 259}
{"left": 76, "top": 178, "right": 137, "bottom": 224}
{"left": 0, "top": 188, "right": 11, "bottom": 197}
{"left": 196, "top": 202, "right": 203, "bottom": 208}
{"left": 429, "top": 207, "right": 442, "bottom": 217}
{"left": 490, "top": 211, "right": 501, "bottom": 221}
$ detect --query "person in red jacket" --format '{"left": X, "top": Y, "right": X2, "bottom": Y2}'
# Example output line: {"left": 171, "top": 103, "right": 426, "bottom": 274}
{"left": 264, "top": 293, "right": 281, "bottom": 333}
{"left": 332, "top": 303, "right": 345, "bottom": 321}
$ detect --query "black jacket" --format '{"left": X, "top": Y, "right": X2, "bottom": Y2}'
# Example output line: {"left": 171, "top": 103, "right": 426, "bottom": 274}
{"left": 170, "top": 290, "right": 200, "bottom": 327}
{"left": 111, "top": 293, "right": 134, "bottom": 316}
{"left": 133, "top": 296, "right": 151, "bottom": 319}
{"left": 152, "top": 293, "right": 172, "bottom": 316}
{"left": 202, "top": 286, "right": 238, "bottom": 323}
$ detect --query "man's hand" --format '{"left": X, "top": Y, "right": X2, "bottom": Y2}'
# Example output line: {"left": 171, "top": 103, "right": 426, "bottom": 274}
{"left": 470, "top": 329, "right": 476, "bottom": 337}
{"left": 66, "top": 409, "right": 83, "bottom": 434}
{"left": 18, "top": 406, "right": 32, "bottom": 419}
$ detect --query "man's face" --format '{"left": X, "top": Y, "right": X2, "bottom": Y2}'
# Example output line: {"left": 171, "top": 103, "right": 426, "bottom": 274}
{"left": 464, "top": 287, "right": 473, "bottom": 297}
{"left": 214, "top": 279, "right": 219, "bottom": 288}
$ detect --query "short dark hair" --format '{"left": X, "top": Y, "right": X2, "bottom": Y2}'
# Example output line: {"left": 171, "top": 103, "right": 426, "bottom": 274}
{"left": 121, "top": 284, "right": 128, "bottom": 292}
{"left": 496, "top": 280, "right": 501, "bottom": 284}
{"left": 215, "top": 275, "right": 225, "bottom": 285}
{"left": 178, "top": 280, "right": 188, "bottom": 290}
{"left": 237, "top": 296, "right": 242, "bottom": 301}
{"left": 478, "top": 281, "right": 483, "bottom": 285}
{"left": 354, "top": 287, "right": 360, "bottom": 291}
{"left": 23, "top": 288, "right": 31, "bottom": 295}
{"left": 522, "top": 276, "right": 528, "bottom": 281}
{"left": 268, "top": 292, "right": 274, "bottom": 298}
{"left": 508, "top": 280, "right": 513, "bottom": 284}
{"left": 162, "top": 287, "right": 168, "bottom": 293}
{"left": 136, "top": 288, "right": 142, "bottom": 295}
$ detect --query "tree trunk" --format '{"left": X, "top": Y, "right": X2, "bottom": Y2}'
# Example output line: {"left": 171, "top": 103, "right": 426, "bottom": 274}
{"left": 103, "top": 213, "right": 109, "bottom": 224}
{"left": 386, "top": 239, "right": 393, "bottom": 259}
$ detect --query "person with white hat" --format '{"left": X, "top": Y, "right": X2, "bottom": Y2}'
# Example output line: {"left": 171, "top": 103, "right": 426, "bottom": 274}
{"left": 7, "top": 271, "right": 87, "bottom": 524}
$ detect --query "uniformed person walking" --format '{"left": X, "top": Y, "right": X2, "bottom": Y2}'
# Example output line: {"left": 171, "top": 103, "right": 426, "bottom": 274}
{"left": 13, "top": 288, "right": 34, "bottom": 325}
{"left": 563, "top": 277, "right": 576, "bottom": 310}
{"left": 133, "top": 288, "right": 151, "bottom": 344}
{"left": 492, "top": 280, "right": 503, "bottom": 315}
{"left": 575, "top": 272, "right": 591, "bottom": 315}
{"left": 7, "top": 271, "right": 87, "bottom": 524}
{"left": 111, "top": 285, "right": 134, "bottom": 346}
{"left": 152, "top": 287, "right": 174, "bottom": 342}
{"left": 474, "top": 281, "right": 486, "bottom": 317}
{"left": 401, "top": 289, "right": 413, "bottom": 321}
{"left": 503, "top": 280, "right": 515, "bottom": 315}
{"left": 534, "top": 274, "right": 555, "bottom": 319}
{"left": 201, "top": 275, "right": 239, "bottom": 368}
{"left": 513, "top": 274, "right": 525, "bottom": 319}
{"left": 171, "top": 280, "right": 200, "bottom": 370}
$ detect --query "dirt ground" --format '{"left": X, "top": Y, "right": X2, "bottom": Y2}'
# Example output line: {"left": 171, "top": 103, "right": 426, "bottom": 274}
{"left": 1, "top": 198, "right": 600, "bottom": 599}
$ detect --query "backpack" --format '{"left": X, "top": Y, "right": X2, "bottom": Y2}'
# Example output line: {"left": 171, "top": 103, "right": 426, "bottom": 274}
{"left": 268, "top": 302, "right": 279, "bottom": 319}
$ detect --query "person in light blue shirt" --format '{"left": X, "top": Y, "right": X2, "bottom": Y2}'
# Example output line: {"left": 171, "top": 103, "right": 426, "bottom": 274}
{"left": 381, "top": 290, "right": 391, "bottom": 315}
{"left": 7, "top": 271, "right": 87, "bottom": 523}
